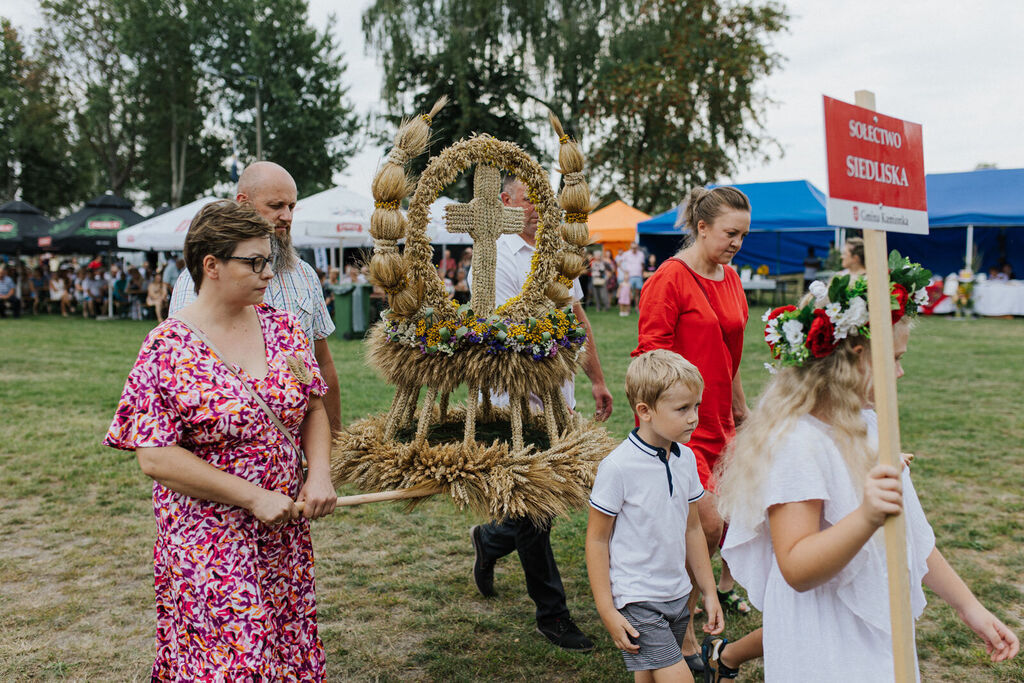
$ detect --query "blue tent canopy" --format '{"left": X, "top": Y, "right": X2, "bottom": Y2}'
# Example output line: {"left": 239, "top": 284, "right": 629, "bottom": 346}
{"left": 923, "top": 168, "right": 1024, "bottom": 227}
{"left": 637, "top": 170, "right": 1024, "bottom": 276}
{"left": 637, "top": 180, "right": 836, "bottom": 273}
{"left": 888, "top": 226, "right": 1023, "bottom": 276}
{"left": 638, "top": 179, "right": 831, "bottom": 233}
{"left": 889, "top": 168, "right": 1024, "bottom": 275}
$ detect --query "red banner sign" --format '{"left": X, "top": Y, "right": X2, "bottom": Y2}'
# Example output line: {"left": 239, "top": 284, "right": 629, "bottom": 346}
{"left": 38, "top": 236, "right": 52, "bottom": 247}
{"left": 0, "top": 222, "right": 13, "bottom": 233}
{"left": 88, "top": 219, "right": 123, "bottom": 230}
{"left": 333, "top": 222, "right": 364, "bottom": 233}
{"left": 824, "top": 95, "right": 928, "bottom": 234}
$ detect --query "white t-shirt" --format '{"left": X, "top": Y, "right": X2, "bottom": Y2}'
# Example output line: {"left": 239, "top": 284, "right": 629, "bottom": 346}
{"left": 617, "top": 249, "right": 645, "bottom": 279}
{"left": 85, "top": 276, "right": 105, "bottom": 298}
{"left": 589, "top": 430, "right": 705, "bottom": 608}
{"left": 721, "top": 410, "right": 936, "bottom": 682}
{"left": 485, "top": 233, "right": 584, "bottom": 410}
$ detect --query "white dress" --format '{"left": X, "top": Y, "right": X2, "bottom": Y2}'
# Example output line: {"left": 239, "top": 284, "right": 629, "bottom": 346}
{"left": 722, "top": 411, "right": 936, "bottom": 682}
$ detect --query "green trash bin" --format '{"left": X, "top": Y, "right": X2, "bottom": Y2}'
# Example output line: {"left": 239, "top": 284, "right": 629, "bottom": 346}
{"left": 351, "top": 283, "right": 372, "bottom": 336}
{"left": 331, "top": 283, "right": 354, "bottom": 339}
{"left": 331, "top": 283, "right": 372, "bottom": 339}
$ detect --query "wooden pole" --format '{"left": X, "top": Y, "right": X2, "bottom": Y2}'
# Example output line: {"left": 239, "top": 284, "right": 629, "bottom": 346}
{"left": 855, "top": 89, "right": 917, "bottom": 682}
{"left": 295, "top": 485, "right": 442, "bottom": 513}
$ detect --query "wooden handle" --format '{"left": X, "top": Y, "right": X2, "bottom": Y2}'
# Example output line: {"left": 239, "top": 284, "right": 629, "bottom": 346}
{"left": 295, "top": 485, "right": 442, "bottom": 513}
{"left": 857, "top": 88, "right": 916, "bottom": 683}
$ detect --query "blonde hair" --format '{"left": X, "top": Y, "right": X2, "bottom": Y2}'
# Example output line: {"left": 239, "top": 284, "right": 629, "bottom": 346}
{"left": 625, "top": 349, "right": 704, "bottom": 412}
{"left": 716, "top": 319, "right": 911, "bottom": 527}
{"left": 183, "top": 200, "right": 274, "bottom": 293}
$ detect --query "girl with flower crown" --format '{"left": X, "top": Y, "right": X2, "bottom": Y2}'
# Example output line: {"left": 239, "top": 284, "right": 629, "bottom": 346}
{"left": 706, "top": 258, "right": 1018, "bottom": 681}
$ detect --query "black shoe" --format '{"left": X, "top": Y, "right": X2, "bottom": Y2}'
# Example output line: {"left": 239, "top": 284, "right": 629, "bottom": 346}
{"left": 536, "top": 617, "right": 594, "bottom": 652}
{"left": 470, "top": 525, "right": 496, "bottom": 597}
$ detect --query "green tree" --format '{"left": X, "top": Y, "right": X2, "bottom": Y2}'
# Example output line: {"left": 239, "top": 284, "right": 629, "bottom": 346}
{"left": 200, "top": 0, "right": 361, "bottom": 195}
{"left": 0, "top": 18, "right": 86, "bottom": 213}
{"left": 120, "top": 0, "right": 227, "bottom": 207}
{"left": 363, "top": 0, "right": 624, "bottom": 198}
{"left": 364, "top": 1, "right": 786, "bottom": 211}
{"left": 584, "top": 0, "right": 788, "bottom": 213}
{"left": 39, "top": 0, "right": 142, "bottom": 198}
{"left": 364, "top": 0, "right": 545, "bottom": 197}
{"left": 34, "top": 0, "right": 361, "bottom": 205}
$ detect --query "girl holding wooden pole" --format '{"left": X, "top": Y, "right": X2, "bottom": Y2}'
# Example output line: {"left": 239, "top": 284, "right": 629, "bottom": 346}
{"left": 708, "top": 266, "right": 1018, "bottom": 681}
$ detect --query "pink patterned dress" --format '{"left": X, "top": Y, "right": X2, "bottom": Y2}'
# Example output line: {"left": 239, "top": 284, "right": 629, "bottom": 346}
{"left": 105, "top": 304, "right": 328, "bottom": 681}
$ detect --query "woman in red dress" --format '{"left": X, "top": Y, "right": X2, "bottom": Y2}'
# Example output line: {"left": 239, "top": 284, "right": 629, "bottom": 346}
{"left": 633, "top": 185, "right": 752, "bottom": 669}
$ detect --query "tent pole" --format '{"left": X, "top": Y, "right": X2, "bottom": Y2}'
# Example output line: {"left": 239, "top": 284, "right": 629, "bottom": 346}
{"left": 107, "top": 254, "right": 115, "bottom": 319}
{"left": 775, "top": 233, "right": 781, "bottom": 276}
{"left": 965, "top": 224, "right": 974, "bottom": 272}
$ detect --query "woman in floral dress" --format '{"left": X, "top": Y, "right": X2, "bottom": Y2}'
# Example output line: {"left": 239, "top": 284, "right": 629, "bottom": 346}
{"left": 105, "top": 200, "right": 337, "bottom": 681}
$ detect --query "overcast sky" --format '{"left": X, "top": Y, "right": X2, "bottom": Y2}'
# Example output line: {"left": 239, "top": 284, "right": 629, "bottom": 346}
{"left": 8, "top": 0, "right": 1023, "bottom": 196}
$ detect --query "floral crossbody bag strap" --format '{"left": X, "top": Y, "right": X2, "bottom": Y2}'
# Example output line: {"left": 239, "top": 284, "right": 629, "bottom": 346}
{"left": 670, "top": 257, "right": 734, "bottom": 368}
{"left": 172, "top": 314, "right": 302, "bottom": 457}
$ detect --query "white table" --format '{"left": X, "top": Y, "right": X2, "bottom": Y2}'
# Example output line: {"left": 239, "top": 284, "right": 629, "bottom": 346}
{"left": 973, "top": 280, "right": 1024, "bottom": 316}
{"left": 741, "top": 279, "right": 777, "bottom": 291}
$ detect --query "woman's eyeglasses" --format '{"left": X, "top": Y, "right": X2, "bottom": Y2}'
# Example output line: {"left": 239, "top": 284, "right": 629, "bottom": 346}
{"left": 227, "top": 255, "right": 273, "bottom": 273}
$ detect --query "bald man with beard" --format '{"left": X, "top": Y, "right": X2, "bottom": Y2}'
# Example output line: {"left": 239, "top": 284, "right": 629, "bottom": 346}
{"left": 170, "top": 162, "right": 342, "bottom": 432}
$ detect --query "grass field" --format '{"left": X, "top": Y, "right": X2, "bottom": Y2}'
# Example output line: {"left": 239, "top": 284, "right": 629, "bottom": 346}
{"left": 1, "top": 310, "right": 1022, "bottom": 681}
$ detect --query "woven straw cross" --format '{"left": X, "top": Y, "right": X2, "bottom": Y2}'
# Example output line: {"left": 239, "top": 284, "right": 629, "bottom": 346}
{"left": 444, "top": 164, "right": 524, "bottom": 315}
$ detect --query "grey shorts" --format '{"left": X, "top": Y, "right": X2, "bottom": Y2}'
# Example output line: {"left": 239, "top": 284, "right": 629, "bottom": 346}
{"left": 617, "top": 595, "right": 691, "bottom": 672}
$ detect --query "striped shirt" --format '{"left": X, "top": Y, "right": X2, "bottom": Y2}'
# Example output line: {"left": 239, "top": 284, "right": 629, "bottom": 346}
{"left": 169, "top": 260, "right": 334, "bottom": 342}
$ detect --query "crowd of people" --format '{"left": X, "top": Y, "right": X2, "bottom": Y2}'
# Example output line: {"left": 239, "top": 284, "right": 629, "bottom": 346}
{"left": 94, "top": 164, "right": 1019, "bottom": 682}
{"left": 433, "top": 241, "right": 661, "bottom": 317}
{"left": 0, "top": 256, "right": 183, "bottom": 321}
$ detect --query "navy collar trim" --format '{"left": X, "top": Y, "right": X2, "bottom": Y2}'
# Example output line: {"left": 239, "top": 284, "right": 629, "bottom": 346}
{"left": 629, "top": 428, "right": 681, "bottom": 459}
{"left": 629, "top": 428, "right": 678, "bottom": 496}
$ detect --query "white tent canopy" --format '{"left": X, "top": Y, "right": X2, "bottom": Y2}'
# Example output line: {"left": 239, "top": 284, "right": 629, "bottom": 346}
{"left": 293, "top": 185, "right": 374, "bottom": 248}
{"left": 117, "top": 197, "right": 219, "bottom": 251}
{"left": 117, "top": 196, "right": 338, "bottom": 251}
{"left": 425, "top": 196, "right": 473, "bottom": 245}
{"left": 117, "top": 191, "right": 476, "bottom": 253}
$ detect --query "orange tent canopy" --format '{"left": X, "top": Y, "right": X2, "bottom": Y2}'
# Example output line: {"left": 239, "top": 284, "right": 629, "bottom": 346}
{"left": 588, "top": 200, "right": 650, "bottom": 255}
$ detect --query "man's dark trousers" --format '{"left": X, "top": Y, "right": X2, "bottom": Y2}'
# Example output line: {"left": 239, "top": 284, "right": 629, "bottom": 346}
{"left": 476, "top": 516, "right": 569, "bottom": 621}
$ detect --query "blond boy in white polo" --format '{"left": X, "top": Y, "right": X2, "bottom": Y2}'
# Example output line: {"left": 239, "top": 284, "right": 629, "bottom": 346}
{"left": 586, "top": 349, "right": 724, "bottom": 681}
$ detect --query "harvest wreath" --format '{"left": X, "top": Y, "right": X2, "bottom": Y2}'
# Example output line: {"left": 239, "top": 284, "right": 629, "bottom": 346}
{"left": 329, "top": 98, "right": 616, "bottom": 523}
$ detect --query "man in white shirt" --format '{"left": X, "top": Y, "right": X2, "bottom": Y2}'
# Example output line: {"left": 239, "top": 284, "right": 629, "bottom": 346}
{"left": 616, "top": 241, "right": 646, "bottom": 309}
{"left": 84, "top": 270, "right": 107, "bottom": 317}
{"left": 470, "top": 175, "right": 613, "bottom": 652}
{"left": 170, "top": 162, "right": 342, "bottom": 432}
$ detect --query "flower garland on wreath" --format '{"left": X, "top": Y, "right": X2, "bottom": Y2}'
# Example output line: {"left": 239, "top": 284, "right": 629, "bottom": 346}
{"left": 382, "top": 301, "right": 587, "bottom": 360}
{"left": 763, "top": 251, "right": 931, "bottom": 368}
